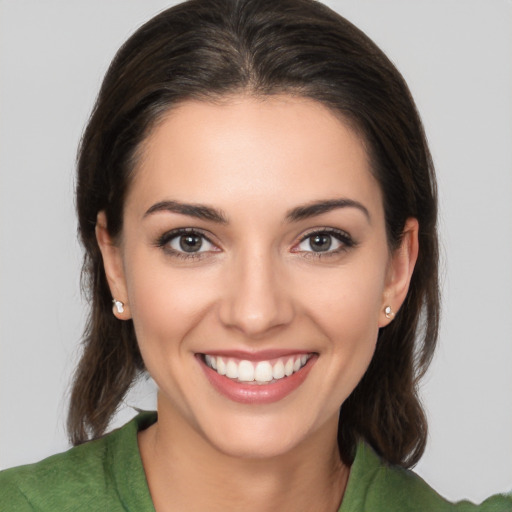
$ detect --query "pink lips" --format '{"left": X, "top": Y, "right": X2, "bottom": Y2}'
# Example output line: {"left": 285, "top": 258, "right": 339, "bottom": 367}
{"left": 198, "top": 351, "right": 317, "bottom": 404}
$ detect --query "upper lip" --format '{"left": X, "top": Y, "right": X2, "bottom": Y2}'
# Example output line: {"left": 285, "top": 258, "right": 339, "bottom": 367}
{"left": 198, "top": 349, "right": 314, "bottom": 362}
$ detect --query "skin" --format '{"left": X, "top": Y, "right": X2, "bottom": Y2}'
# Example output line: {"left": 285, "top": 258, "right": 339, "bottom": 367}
{"left": 96, "top": 95, "right": 418, "bottom": 512}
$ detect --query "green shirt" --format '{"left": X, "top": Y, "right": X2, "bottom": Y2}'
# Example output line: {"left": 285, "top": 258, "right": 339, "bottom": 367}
{"left": 1, "top": 412, "right": 510, "bottom": 511}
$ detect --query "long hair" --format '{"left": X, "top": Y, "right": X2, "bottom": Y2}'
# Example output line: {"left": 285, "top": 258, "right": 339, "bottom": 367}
{"left": 70, "top": 0, "right": 439, "bottom": 468}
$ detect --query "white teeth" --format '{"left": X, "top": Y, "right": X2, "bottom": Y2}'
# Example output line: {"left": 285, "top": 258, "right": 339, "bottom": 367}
{"left": 238, "top": 360, "right": 254, "bottom": 382}
{"left": 217, "top": 357, "right": 227, "bottom": 375}
{"left": 284, "top": 358, "right": 294, "bottom": 377}
{"left": 226, "top": 360, "right": 238, "bottom": 379}
{"left": 272, "top": 360, "right": 285, "bottom": 379}
{"left": 205, "top": 354, "right": 311, "bottom": 383}
{"left": 254, "top": 361, "right": 273, "bottom": 383}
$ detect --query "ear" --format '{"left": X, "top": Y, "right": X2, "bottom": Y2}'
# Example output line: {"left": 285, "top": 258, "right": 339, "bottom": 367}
{"left": 379, "top": 218, "right": 419, "bottom": 327}
{"left": 95, "top": 211, "right": 131, "bottom": 320}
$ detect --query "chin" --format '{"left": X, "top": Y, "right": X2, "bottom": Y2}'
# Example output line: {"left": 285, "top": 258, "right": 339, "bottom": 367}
{"left": 206, "top": 426, "right": 304, "bottom": 460}
{"left": 193, "top": 406, "right": 321, "bottom": 460}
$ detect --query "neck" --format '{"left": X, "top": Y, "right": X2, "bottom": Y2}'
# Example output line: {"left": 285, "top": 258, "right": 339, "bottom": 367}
{"left": 138, "top": 405, "right": 349, "bottom": 512}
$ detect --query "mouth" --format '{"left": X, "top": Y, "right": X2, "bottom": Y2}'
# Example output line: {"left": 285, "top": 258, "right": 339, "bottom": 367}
{"left": 198, "top": 351, "right": 317, "bottom": 404}
{"left": 202, "top": 353, "right": 312, "bottom": 385}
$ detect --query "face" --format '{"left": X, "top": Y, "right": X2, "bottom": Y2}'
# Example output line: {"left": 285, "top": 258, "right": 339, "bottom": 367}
{"left": 97, "top": 95, "right": 417, "bottom": 459}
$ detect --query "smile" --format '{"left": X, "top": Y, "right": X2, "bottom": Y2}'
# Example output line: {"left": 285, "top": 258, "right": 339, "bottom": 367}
{"left": 203, "top": 354, "right": 312, "bottom": 385}
{"left": 199, "top": 351, "right": 317, "bottom": 404}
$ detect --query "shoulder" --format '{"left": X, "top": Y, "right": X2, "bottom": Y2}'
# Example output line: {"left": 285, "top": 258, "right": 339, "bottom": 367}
{"left": 340, "top": 442, "right": 512, "bottom": 512}
{"left": 0, "top": 411, "right": 157, "bottom": 512}
{"left": 0, "top": 431, "right": 117, "bottom": 511}
{"left": 0, "top": 436, "right": 111, "bottom": 511}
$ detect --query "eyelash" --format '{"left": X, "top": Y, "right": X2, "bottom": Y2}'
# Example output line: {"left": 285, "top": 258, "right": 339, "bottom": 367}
{"left": 292, "top": 228, "right": 356, "bottom": 259}
{"left": 155, "top": 228, "right": 218, "bottom": 260}
{"left": 155, "top": 227, "right": 356, "bottom": 261}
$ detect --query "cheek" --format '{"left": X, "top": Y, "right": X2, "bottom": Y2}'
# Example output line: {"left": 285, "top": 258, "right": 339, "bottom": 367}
{"left": 295, "top": 257, "right": 386, "bottom": 381}
{"left": 312, "top": 292, "right": 381, "bottom": 409}
{"left": 299, "top": 260, "right": 387, "bottom": 335}
{"left": 122, "top": 252, "right": 218, "bottom": 354}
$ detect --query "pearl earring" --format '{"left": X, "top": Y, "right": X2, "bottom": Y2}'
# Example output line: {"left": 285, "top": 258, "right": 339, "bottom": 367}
{"left": 384, "top": 306, "right": 395, "bottom": 319}
{"left": 112, "top": 299, "right": 125, "bottom": 314}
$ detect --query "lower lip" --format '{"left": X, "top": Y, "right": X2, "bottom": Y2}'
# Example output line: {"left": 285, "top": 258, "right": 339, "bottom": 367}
{"left": 198, "top": 355, "right": 317, "bottom": 404}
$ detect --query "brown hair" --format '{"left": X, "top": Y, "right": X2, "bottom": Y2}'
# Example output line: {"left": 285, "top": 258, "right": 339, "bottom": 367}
{"left": 70, "top": 0, "right": 439, "bottom": 468}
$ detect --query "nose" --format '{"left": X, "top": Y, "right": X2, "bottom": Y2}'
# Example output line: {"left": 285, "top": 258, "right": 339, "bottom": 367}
{"left": 218, "top": 248, "right": 295, "bottom": 338}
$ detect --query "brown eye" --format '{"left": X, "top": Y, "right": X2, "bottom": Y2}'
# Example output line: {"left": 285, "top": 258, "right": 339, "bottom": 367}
{"left": 309, "top": 234, "right": 332, "bottom": 252}
{"left": 159, "top": 229, "right": 217, "bottom": 256}
{"left": 294, "top": 228, "right": 355, "bottom": 256}
{"left": 179, "top": 234, "right": 204, "bottom": 252}
{"left": 297, "top": 232, "right": 341, "bottom": 253}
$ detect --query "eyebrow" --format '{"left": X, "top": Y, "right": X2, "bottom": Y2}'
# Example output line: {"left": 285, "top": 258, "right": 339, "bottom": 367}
{"left": 285, "top": 198, "right": 370, "bottom": 223}
{"left": 144, "top": 200, "right": 228, "bottom": 224}
{"left": 144, "top": 197, "right": 370, "bottom": 224}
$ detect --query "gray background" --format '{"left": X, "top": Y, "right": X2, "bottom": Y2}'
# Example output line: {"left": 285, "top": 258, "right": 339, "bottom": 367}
{"left": 1, "top": 0, "right": 511, "bottom": 503}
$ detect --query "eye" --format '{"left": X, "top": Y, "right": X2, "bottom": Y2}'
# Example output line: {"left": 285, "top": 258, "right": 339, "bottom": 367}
{"left": 293, "top": 229, "right": 355, "bottom": 255}
{"left": 299, "top": 233, "right": 337, "bottom": 252}
{"left": 156, "top": 228, "right": 218, "bottom": 257}
{"left": 169, "top": 233, "right": 214, "bottom": 253}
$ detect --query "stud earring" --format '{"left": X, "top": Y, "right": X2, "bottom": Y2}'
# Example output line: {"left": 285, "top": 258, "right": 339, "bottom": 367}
{"left": 384, "top": 306, "right": 395, "bottom": 319}
{"left": 112, "top": 299, "right": 125, "bottom": 314}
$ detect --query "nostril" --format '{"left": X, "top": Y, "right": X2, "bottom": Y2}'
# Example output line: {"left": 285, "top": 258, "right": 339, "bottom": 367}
{"left": 217, "top": 258, "right": 295, "bottom": 336}
{"left": 218, "top": 294, "right": 295, "bottom": 337}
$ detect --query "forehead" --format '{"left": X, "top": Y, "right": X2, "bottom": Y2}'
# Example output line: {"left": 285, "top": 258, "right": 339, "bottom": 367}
{"left": 126, "top": 95, "right": 382, "bottom": 219}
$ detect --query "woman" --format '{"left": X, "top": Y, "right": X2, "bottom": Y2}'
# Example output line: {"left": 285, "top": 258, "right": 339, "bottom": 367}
{"left": 1, "top": 0, "right": 510, "bottom": 510}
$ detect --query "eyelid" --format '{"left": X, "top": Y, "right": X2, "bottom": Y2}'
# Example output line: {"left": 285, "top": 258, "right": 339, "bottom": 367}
{"left": 155, "top": 227, "right": 221, "bottom": 258}
{"left": 154, "top": 226, "right": 355, "bottom": 259}
{"left": 291, "top": 227, "right": 356, "bottom": 255}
